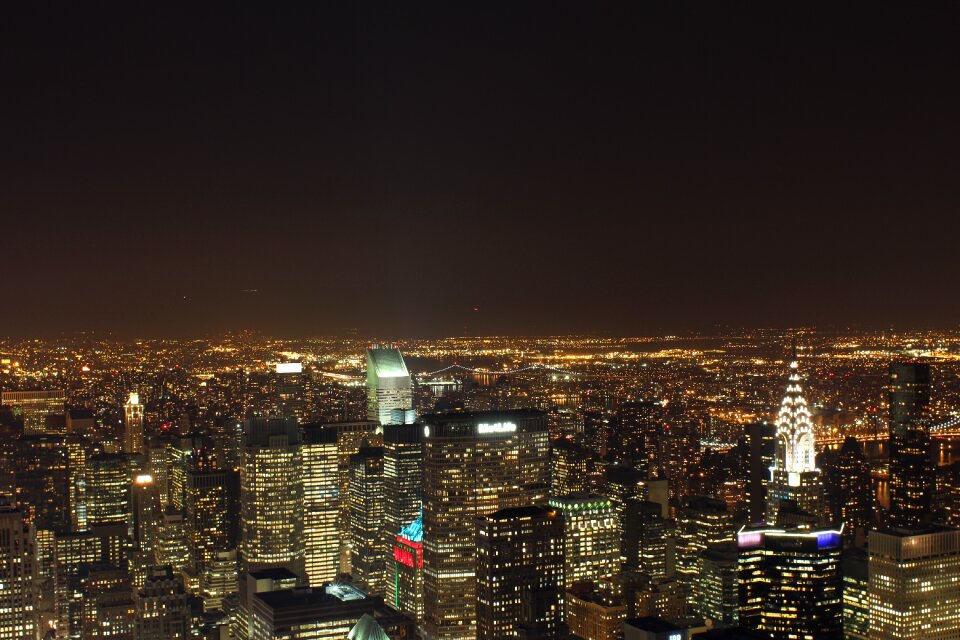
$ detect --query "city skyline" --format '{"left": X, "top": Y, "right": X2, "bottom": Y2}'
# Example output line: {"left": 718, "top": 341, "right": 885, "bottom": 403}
{"left": 5, "top": 4, "right": 960, "bottom": 639}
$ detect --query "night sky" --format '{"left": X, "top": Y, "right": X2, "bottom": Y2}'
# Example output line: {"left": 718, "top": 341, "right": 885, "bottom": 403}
{"left": 3, "top": 5, "right": 960, "bottom": 337}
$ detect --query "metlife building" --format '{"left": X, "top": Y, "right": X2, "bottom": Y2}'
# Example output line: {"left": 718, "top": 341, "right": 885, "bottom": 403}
{"left": 420, "top": 409, "right": 550, "bottom": 640}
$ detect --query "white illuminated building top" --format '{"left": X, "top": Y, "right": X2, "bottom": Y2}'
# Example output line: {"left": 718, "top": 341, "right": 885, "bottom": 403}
{"left": 774, "top": 359, "right": 817, "bottom": 474}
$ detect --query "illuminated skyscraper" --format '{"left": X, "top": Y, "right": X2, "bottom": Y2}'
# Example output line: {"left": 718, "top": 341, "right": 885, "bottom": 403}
{"left": 547, "top": 493, "right": 619, "bottom": 589}
{"left": 422, "top": 409, "right": 550, "bottom": 640}
{"left": 201, "top": 548, "right": 238, "bottom": 613}
{"left": 86, "top": 453, "right": 130, "bottom": 528}
{"left": 181, "top": 436, "right": 232, "bottom": 582}
{"left": 868, "top": 526, "right": 960, "bottom": 640}
{"left": 240, "top": 417, "right": 304, "bottom": 579}
{"left": 475, "top": 506, "right": 564, "bottom": 640}
{"left": 623, "top": 499, "right": 671, "bottom": 579}
{"left": 841, "top": 547, "right": 869, "bottom": 640}
{"left": 131, "top": 473, "right": 161, "bottom": 586}
{"left": 391, "top": 512, "right": 424, "bottom": 621}
{"left": 124, "top": 392, "right": 144, "bottom": 454}
{"left": 746, "top": 422, "right": 776, "bottom": 523}
{"left": 349, "top": 442, "right": 385, "bottom": 594}
{"left": 675, "top": 495, "right": 735, "bottom": 608}
{"left": 766, "top": 358, "right": 824, "bottom": 526}
{"left": 832, "top": 437, "right": 872, "bottom": 544}
{"left": 301, "top": 421, "right": 380, "bottom": 586}
{"left": 614, "top": 401, "right": 664, "bottom": 473}
{"left": 15, "top": 434, "right": 71, "bottom": 533}
{"left": 154, "top": 510, "right": 190, "bottom": 575}
{"left": 696, "top": 543, "right": 739, "bottom": 628}
{"left": 274, "top": 362, "right": 306, "bottom": 420}
{"left": 0, "top": 502, "right": 35, "bottom": 640}
{"left": 888, "top": 361, "right": 933, "bottom": 528}
{"left": 301, "top": 424, "right": 339, "bottom": 587}
{"left": 737, "top": 524, "right": 843, "bottom": 639}
{"left": 366, "top": 345, "right": 413, "bottom": 426}
{"left": 550, "top": 437, "right": 590, "bottom": 497}
{"left": 382, "top": 423, "right": 422, "bottom": 585}
{"left": 2, "top": 390, "right": 65, "bottom": 435}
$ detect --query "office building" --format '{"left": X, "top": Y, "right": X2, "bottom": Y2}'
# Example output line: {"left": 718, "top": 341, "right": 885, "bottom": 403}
{"left": 248, "top": 583, "right": 416, "bottom": 640}
{"left": 623, "top": 499, "right": 672, "bottom": 579}
{"left": 237, "top": 568, "right": 301, "bottom": 640}
{"left": 547, "top": 493, "right": 619, "bottom": 589}
{"left": 422, "top": 409, "right": 550, "bottom": 640}
{"left": 53, "top": 524, "right": 128, "bottom": 638}
{"left": 2, "top": 390, "right": 65, "bottom": 435}
{"left": 766, "top": 359, "right": 824, "bottom": 526}
{"left": 676, "top": 495, "right": 735, "bottom": 604}
{"left": 614, "top": 401, "right": 664, "bottom": 473}
{"left": 124, "top": 392, "right": 144, "bottom": 454}
{"left": 475, "top": 505, "right": 564, "bottom": 640}
{"left": 240, "top": 417, "right": 304, "bottom": 579}
{"left": 201, "top": 548, "right": 238, "bottom": 613}
{"left": 746, "top": 422, "right": 776, "bottom": 524}
{"left": 696, "top": 543, "right": 739, "bottom": 628}
{"left": 366, "top": 345, "right": 413, "bottom": 426}
{"left": 382, "top": 423, "right": 422, "bottom": 586}
{"left": 15, "top": 434, "right": 71, "bottom": 532}
{"left": 841, "top": 547, "right": 868, "bottom": 640}
{"left": 564, "top": 582, "right": 627, "bottom": 640}
{"left": 550, "top": 437, "right": 590, "bottom": 496}
{"left": 832, "top": 438, "right": 872, "bottom": 544}
{"left": 79, "top": 565, "right": 135, "bottom": 640}
{"left": 86, "top": 453, "right": 130, "bottom": 528}
{"left": 737, "top": 524, "right": 843, "bottom": 639}
{"left": 391, "top": 512, "right": 424, "bottom": 621}
{"left": 184, "top": 463, "right": 231, "bottom": 574}
{"left": 349, "top": 442, "right": 385, "bottom": 594}
{"left": 135, "top": 565, "right": 190, "bottom": 640}
{"left": 275, "top": 362, "right": 306, "bottom": 420}
{"left": 0, "top": 502, "right": 35, "bottom": 640}
{"left": 888, "top": 362, "right": 933, "bottom": 528}
{"left": 301, "top": 423, "right": 340, "bottom": 587}
{"left": 131, "top": 474, "right": 161, "bottom": 586}
{"left": 154, "top": 510, "right": 190, "bottom": 575}
{"left": 868, "top": 526, "right": 960, "bottom": 639}
{"left": 301, "top": 420, "right": 380, "bottom": 585}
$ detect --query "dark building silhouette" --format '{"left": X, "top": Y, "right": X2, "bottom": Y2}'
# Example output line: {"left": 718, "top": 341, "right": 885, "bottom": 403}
{"left": 888, "top": 362, "right": 933, "bottom": 528}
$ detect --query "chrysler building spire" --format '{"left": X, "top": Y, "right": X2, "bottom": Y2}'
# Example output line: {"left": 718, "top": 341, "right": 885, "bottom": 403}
{"left": 765, "top": 351, "right": 825, "bottom": 526}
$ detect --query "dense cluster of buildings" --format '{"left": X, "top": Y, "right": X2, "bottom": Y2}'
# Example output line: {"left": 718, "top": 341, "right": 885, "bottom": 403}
{"left": 0, "top": 333, "right": 959, "bottom": 639}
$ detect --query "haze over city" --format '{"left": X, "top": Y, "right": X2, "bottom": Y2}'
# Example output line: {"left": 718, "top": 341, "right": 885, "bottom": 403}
{"left": 4, "top": 5, "right": 960, "bottom": 337}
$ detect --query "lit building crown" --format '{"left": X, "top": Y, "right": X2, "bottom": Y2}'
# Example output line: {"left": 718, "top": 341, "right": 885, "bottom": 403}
{"left": 774, "top": 359, "right": 817, "bottom": 474}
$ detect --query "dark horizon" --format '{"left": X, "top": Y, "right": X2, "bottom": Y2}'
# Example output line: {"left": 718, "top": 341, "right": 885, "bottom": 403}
{"left": 5, "top": 5, "right": 960, "bottom": 337}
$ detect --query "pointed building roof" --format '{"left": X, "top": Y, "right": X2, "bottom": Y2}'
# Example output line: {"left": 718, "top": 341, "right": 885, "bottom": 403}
{"left": 347, "top": 614, "right": 390, "bottom": 640}
{"left": 398, "top": 510, "right": 423, "bottom": 543}
{"left": 774, "top": 358, "right": 817, "bottom": 474}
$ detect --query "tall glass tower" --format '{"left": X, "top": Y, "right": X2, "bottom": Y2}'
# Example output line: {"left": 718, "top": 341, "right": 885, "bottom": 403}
{"left": 124, "top": 392, "right": 145, "bottom": 454}
{"left": 366, "top": 345, "right": 413, "bottom": 426}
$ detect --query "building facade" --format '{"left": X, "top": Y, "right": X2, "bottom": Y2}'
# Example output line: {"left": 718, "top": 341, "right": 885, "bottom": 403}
{"left": 737, "top": 524, "right": 843, "bottom": 639}
{"left": 475, "top": 506, "right": 564, "bottom": 640}
{"left": 422, "top": 409, "right": 550, "bottom": 640}
{"left": 868, "top": 527, "right": 960, "bottom": 640}
{"left": 366, "top": 346, "right": 413, "bottom": 426}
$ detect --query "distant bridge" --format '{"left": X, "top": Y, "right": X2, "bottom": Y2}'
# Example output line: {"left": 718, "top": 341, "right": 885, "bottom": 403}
{"left": 419, "top": 363, "right": 579, "bottom": 377}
